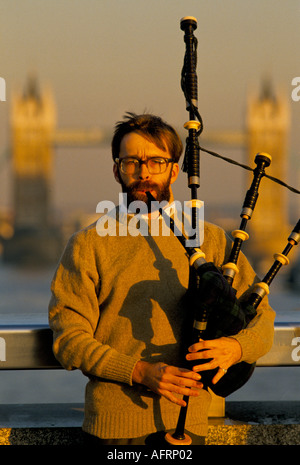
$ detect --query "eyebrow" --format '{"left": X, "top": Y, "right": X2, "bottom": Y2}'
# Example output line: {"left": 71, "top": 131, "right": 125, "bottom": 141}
{"left": 119, "top": 155, "right": 173, "bottom": 160}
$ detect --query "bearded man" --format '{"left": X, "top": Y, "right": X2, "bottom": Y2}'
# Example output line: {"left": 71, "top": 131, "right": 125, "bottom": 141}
{"left": 48, "top": 113, "right": 274, "bottom": 445}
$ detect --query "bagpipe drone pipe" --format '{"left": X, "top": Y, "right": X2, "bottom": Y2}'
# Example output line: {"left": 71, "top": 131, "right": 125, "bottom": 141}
{"left": 152, "top": 16, "right": 300, "bottom": 445}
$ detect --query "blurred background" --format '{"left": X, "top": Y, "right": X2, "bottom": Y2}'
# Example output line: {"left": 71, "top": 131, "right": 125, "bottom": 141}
{"left": 0, "top": 0, "right": 299, "bottom": 405}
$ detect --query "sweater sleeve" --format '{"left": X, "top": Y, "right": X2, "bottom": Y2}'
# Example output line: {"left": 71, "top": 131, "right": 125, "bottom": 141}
{"left": 205, "top": 223, "right": 276, "bottom": 364}
{"left": 229, "top": 249, "right": 275, "bottom": 364}
{"left": 48, "top": 229, "right": 139, "bottom": 385}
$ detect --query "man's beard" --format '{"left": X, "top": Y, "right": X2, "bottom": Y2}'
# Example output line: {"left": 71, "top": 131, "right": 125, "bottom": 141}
{"left": 119, "top": 176, "right": 172, "bottom": 209}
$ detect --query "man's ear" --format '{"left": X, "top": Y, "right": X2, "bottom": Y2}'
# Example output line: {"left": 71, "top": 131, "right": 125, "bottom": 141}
{"left": 113, "top": 163, "right": 121, "bottom": 184}
{"left": 170, "top": 163, "right": 180, "bottom": 185}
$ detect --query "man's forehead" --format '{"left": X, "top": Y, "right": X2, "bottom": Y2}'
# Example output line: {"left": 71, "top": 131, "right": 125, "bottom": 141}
{"left": 120, "top": 131, "right": 169, "bottom": 155}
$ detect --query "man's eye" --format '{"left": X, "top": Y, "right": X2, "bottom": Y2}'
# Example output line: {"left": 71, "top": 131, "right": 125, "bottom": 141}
{"left": 151, "top": 158, "right": 164, "bottom": 164}
{"left": 125, "top": 159, "right": 138, "bottom": 165}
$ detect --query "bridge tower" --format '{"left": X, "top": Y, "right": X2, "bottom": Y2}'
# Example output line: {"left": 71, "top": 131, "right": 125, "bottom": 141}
{"left": 3, "top": 76, "right": 62, "bottom": 264}
{"left": 245, "top": 79, "right": 291, "bottom": 269}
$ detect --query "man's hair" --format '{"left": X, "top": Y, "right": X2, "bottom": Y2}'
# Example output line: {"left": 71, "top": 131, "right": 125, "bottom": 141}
{"left": 111, "top": 112, "right": 183, "bottom": 162}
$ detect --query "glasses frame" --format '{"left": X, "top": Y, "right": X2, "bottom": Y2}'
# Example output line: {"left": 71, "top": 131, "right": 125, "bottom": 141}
{"left": 115, "top": 156, "right": 175, "bottom": 175}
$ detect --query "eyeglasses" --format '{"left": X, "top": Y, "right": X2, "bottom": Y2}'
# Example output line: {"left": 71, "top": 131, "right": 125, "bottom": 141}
{"left": 115, "top": 157, "right": 174, "bottom": 175}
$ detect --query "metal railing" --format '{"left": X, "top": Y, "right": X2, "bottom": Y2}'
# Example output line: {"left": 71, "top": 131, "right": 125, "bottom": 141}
{"left": 0, "top": 322, "right": 299, "bottom": 432}
{"left": 0, "top": 321, "right": 299, "bottom": 369}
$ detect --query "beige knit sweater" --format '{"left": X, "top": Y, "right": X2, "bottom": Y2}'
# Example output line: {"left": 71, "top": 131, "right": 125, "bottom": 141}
{"left": 48, "top": 212, "right": 275, "bottom": 439}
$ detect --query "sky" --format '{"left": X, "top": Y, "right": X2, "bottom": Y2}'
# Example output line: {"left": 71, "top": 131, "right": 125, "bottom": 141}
{"left": 0, "top": 0, "right": 299, "bottom": 220}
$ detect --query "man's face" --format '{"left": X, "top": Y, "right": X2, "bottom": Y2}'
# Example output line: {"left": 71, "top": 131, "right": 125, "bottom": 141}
{"left": 113, "top": 132, "right": 179, "bottom": 207}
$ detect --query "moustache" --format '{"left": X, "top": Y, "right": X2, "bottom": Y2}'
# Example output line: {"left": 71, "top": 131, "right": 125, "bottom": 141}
{"left": 130, "top": 181, "right": 158, "bottom": 191}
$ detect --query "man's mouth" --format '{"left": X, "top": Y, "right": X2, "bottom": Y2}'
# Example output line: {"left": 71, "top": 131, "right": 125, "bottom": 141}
{"left": 136, "top": 188, "right": 152, "bottom": 193}
{"left": 133, "top": 184, "right": 157, "bottom": 194}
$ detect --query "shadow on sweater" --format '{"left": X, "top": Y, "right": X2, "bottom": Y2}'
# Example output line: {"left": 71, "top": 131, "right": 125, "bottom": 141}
{"left": 118, "top": 233, "right": 192, "bottom": 430}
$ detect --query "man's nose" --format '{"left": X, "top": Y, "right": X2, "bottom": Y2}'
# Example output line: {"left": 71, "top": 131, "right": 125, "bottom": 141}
{"left": 138, "top": 162, "right": 150, "bottom": 179}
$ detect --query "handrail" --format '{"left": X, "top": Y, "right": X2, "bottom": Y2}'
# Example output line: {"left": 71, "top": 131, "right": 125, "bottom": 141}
{"left": 0, "top": 324, "right": 61, "bottom": 369}
{"left": 0, "top": 322, "right": 299, "bottom": 370}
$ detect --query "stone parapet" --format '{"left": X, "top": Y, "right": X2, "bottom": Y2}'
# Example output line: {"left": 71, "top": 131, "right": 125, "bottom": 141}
{"left": 0, "top": 402, "right": 299, "bottom": 446}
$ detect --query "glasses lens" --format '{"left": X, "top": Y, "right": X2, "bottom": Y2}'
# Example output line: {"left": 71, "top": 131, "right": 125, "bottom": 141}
{"left": 148, "top": 158, "right": 167, "bottom": 174}
{"left": 119, "top": 157, "right": 172, "bottom": 174}
{"left": 120, "top": 159, "right": 138, "bottom": 174}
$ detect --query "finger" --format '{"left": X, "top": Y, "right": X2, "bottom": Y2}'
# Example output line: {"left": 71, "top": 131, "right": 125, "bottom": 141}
{"left": 192, "top": 360, "right": 218, "bottom": 372}
{"left": 159, "top": 388, "right": 188, "bottom": 407}
{"left": 172, "top": 384, "right": 202, "bottom": 397}
{"left": 174, "top": 377, "right": 203, "bottom": 390}
{"left": 162, "top": 376, "right": 203, "bottom": 393}
{"left": 188, "top": 337, "right": 228, "bottom": 352}
{"left": 188, "top": 341, "right": 207, "bottom": 352}
{"left": 186, "top": 349, "right": 214, "bottom": 362}
{"left": 159, "top": 383, "right": 202, "bottom": 402}
{"left": 164, "top": 392, "right": 188, "bottom": 407}
{"left": 212, "top": 367, "right": 228, "bottom": 385}
{"left": 169, "top": 367, "right": 202, "bottom": 382}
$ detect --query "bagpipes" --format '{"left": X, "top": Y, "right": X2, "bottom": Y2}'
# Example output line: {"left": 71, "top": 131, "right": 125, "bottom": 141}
{"left": 151, "top": 16, "right": 300, "bottom": 446}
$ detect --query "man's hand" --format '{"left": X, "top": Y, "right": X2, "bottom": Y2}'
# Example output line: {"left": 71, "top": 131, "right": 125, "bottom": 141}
{"left": 186, "top": 337, "right": 242, "bottom": 385}
{"left": 132, "top": 361, "right": 203, "bottom": 407}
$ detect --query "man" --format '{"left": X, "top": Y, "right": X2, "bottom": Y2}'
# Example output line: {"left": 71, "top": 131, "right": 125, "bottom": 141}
{"left": 48, "top": 113, "right": 275, "bottom": 445}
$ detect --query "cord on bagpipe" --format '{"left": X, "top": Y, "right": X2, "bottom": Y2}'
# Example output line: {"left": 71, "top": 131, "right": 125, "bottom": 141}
{"left": 222, "top": 152, "right": 272, "bottom": 286}
{"left": 158, "top": 16, "right": 300, "bottom": 446}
